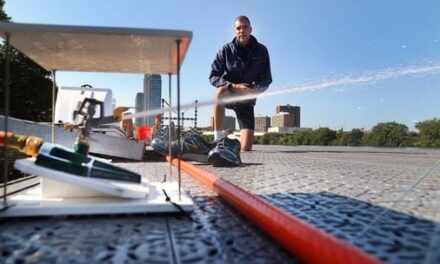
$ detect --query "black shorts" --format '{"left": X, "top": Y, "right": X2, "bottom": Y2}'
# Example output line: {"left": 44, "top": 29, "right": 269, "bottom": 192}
{"left": 226, "top": 104, "right": 255, "bottom": 130}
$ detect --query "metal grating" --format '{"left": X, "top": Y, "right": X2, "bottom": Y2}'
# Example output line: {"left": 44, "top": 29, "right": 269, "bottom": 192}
{"left": 0, "top": 161, "right": 297, "bottom": 264}
{"left": 204, "top": 145, "right": 440, "bottom": 264}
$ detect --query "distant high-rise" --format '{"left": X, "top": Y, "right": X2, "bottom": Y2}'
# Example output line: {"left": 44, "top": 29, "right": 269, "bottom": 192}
{"left": 255, "top": 115, "right": 271, "bottom": 132}
{"left": 210, "top": 116, "right": 236, "bottom": 131}
{"left": 223, "top": 116, "right": 236, "bottom": 130}
{"left": 143, "top": 74, "right": 162, "bottom": 126}
{"left": 276, "top": 105, "right": 300, "bottom": 127}
{"left": 135, "top": 92, "right": 145, "bottom": 126}
{"left": 272, "top": 112, "right": 295, "bottom": 128}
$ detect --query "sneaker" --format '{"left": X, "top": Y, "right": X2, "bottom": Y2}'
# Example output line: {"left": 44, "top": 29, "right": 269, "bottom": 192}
{"left": 151, "top": 137, "right": 178, "bottom": 156}
{"left": 179, "top": 130, "right": 215, "bottom": 163}
{"left": 152, "top": 124, "right": 175, "bottom": 141}
{"left": 207, "top": 131, "right": 242, "bottom": 167}
{"left": 152, "top": 129, "right": 215, "bottom": 163}
{"left": 151, "top": 125, "right": 179, "bottom": 156}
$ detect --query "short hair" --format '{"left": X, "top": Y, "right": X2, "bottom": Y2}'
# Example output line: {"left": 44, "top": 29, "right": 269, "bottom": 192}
{"left": 235, "top": 15, "right": 251, "bottom": 26}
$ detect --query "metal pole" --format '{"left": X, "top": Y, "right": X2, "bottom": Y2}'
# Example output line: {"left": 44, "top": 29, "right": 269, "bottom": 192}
{"left": 161, "top": 98, "right": 165, "bottom": 125}
{"left": 175, "top": 39, "right": 181, "bottom": 200}
{"left": 51, "top": 70, "right": 56, "bottom": 144}
{"left": 2, "top": 33, "right": 11, "bottom": 207}
{"left": 168, "top": 73, "right": 172, "bottom": 182}
{"left": 194, "top": 100, "right": 198, "bottom": 129}
{"left": 181, "top": 112, "right": 184, "bottom": 130}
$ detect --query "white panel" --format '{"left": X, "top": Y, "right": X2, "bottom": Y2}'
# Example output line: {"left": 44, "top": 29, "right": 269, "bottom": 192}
{"left": 14, "top": 158, "right": 149, "bottom": 199}
{"left": 0, "top": 22, "right": 192, "bottom": 74}
{"left": 54, "top": 86, "right": 113, "bottom": 124}
{"left": 0, "top": 182, "right": 193, "bottom": 217}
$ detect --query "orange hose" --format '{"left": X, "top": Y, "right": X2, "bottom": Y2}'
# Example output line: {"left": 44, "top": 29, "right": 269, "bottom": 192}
{"left": 168, "top": 156, "right": 381, "bottom": 264}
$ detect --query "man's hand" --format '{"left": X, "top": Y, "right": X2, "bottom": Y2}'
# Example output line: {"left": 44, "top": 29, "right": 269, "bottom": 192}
{"left": 231, "top": 83, "right": 259, "bottom": 94}
{"left": 216, "top": 85, "right": 230, "bottom": 99}
{"left": 216, "top": 83, "right": 259, "bottom": 101}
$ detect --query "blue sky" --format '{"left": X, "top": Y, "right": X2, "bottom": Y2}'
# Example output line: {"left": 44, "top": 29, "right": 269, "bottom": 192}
{"left": 4, "top": 0, "right": 440, "bottom": 130}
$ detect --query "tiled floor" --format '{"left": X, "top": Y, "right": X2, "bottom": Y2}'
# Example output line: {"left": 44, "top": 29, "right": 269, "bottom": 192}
{"left": 1, "top": 145, "right": 439, "bottom": 263}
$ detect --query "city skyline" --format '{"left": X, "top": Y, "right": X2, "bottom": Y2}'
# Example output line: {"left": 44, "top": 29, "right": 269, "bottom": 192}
{"left": 143, "top": 74, "right": 161, "bottom": 127}
{"left": 134, "top": 74, "right": 162, "bottom": 127}
{"left": 4, "top": 1, "right": 440, "bottom": 131}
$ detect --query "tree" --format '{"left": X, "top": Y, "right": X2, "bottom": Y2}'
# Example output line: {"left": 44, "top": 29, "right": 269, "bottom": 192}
{"left": 290, "top": 131, "right": 311, "bottom": 145}
{"left": 347, "top": 128, "right": 364, "bottom": 146}
{"left": 415, "top": 118, "right": 440, "bottom": 147}
{"left": 311, "top": 127, "right": 337, "bottom": 145}
{"left": 369, "top": 122, "right": 409, "bottom": 147}
{"left": 0, "top": 1, "right": 54, "bottom": 121}
{"left": 335, "top": 129, "right": 348, "bottom": 146}
{"left": 0, "top": 0, "right": 9, "bottom": 21}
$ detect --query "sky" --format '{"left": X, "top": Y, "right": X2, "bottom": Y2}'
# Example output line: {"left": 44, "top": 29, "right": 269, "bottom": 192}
{"left": 4, "top": 0, "right": 440, "bottom": 131}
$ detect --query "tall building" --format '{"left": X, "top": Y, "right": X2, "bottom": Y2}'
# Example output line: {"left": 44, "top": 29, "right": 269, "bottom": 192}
{"left": 143, "top": 74, "right": 162, "bottom": 126}
{"left": 210, "top": 116, "right": 236, "bottom": 130}
{"left": 272, "top": 112, "right": 295, "bottom": 127}
{"left": 135, "top": 92, "right": 145, "bottom": 126}
{"left": 255, "top": 115, "right": 271, "bottom": 132}
{"left": 276, "top": 105, "right": 300, "bottom": 127}
{"left": 224, "top": 116, "right": 236, "bottom": 130}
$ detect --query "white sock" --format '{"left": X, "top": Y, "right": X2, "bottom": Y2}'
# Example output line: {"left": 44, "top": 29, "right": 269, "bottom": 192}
{"left": 214, "top": 130, "right": 222, "bottom": 140}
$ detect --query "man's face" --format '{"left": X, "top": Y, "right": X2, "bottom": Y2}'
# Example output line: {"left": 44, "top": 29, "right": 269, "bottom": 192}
{"left": 234, "top": 19, "right": 252, "bottom": 47}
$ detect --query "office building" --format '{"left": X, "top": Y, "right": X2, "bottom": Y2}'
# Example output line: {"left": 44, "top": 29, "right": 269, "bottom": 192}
{"left": 143, "top": 74, "right": 162, "bottom": 126}
{"left": 135, "top": 92, "right": 145, "bottom": 126}
{"left": 255, "top": 115, "right": 271, "bottom": 132}
{"left": 275, "top": 105, "right": 300, "bottom": 127}
{"left": 272, "top": 112, "right": 295, "bottom": 128}
{"left": 210, "top": 116, "right": 236, "bottom": 130}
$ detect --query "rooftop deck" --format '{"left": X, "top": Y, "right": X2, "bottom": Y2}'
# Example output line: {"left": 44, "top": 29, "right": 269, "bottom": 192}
{"left": 1, "top": 145, "right": 439, "bottom": 263}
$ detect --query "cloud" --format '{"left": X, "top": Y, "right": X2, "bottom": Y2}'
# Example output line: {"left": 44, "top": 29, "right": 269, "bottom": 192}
{"left": 401, "top": 45, "right": 407, "bottom": 48}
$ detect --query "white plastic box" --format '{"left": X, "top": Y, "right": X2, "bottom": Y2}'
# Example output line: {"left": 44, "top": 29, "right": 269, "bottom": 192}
{"left": 54, "top": 86, "right": 113, "bottom": 124}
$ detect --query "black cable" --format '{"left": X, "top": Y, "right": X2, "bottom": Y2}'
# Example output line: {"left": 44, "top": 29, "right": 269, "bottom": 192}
{"left": 162, "top": 188, "right": 192, "bottom": 221}
{"left": 162, "top": 174, "right": 167, "bottom": 183}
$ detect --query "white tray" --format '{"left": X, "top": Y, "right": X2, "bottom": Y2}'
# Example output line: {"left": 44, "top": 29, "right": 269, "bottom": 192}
{"left": 0, "top": 158, "right": 193, "bottom": 217}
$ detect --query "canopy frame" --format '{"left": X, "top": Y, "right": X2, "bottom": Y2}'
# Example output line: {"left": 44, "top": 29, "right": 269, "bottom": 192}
{"left": 1, "top": 22, "right": 192, "bottom": 208}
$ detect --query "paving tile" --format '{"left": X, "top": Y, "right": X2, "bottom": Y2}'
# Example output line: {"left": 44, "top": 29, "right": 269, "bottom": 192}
{"left": 199, "top": 145, "right": 440, "bottom": 264}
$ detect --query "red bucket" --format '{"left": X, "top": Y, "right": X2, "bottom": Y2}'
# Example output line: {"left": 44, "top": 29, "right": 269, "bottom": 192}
{"left": 136, "top": 126, "right": 152, "bottom": 142}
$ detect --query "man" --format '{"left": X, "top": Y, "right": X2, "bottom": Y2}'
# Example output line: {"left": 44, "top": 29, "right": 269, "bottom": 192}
{"left": 209, "top": 15, "right": 272, "bottom": 151}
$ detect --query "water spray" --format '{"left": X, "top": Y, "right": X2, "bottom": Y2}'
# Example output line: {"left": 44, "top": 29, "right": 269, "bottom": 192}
{"left": 123, "top": 63, "right": 440, "bottom": 121}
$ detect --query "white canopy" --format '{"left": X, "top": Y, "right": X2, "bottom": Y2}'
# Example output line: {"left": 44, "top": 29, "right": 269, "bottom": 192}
{"left": 0, "top": 22, "right": 192, "bottom": 74}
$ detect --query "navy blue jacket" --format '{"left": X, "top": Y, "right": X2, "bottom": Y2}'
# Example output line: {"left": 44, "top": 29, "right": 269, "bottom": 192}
{"left": 209, "top": 35, "right": 272, "bottom": 106}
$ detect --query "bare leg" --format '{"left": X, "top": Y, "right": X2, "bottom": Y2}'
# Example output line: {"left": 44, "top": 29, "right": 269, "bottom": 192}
{"left": 213, "top": 104, "right": 224, "bottom": 131}
{"left": 240, "top": 129, "right": 254, "bottom": 151}
{"left": 213, "top": 86, "right": 228, "bottom": 131}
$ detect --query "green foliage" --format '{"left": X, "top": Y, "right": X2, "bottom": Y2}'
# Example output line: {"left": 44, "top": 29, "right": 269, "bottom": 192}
{"left": 361, "top": 132, "right": 374, "bottom": 146}
{"left": 365, "top": 122, "right": 409, "bottom": 147}
{"left": 0, "top": 0, "right": 10, "bottom": 22}
{"left": 254, "top": 133, "right": 281, "bottom": 145}
{"left": 0, "top": 148, "right": 27, "bottom": 181}
{"left": 0, "top": 3, "right": 54, "bottom": 122}
{"left": 0, "top": 47, "right": 54, "bottom": 121}
{"left": 335, "top": 129, "right": 347, "bottom": 146}
{"left": 200, "top": 133, "right": 213, "bottom": 143}
{"left": 401, "top": 131, "right": 420, "bottom": 147}
{"left": 414, "top": 118, "right": 440, "bottom": 147}
{"left": 248, "top": 119, "right": 439, "bottom": 148}
{"left": 310, "top": 127, "right": 337, "bottom": 145}
{"left": 347, "top": 128, "right": 364, "bottom": 146}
